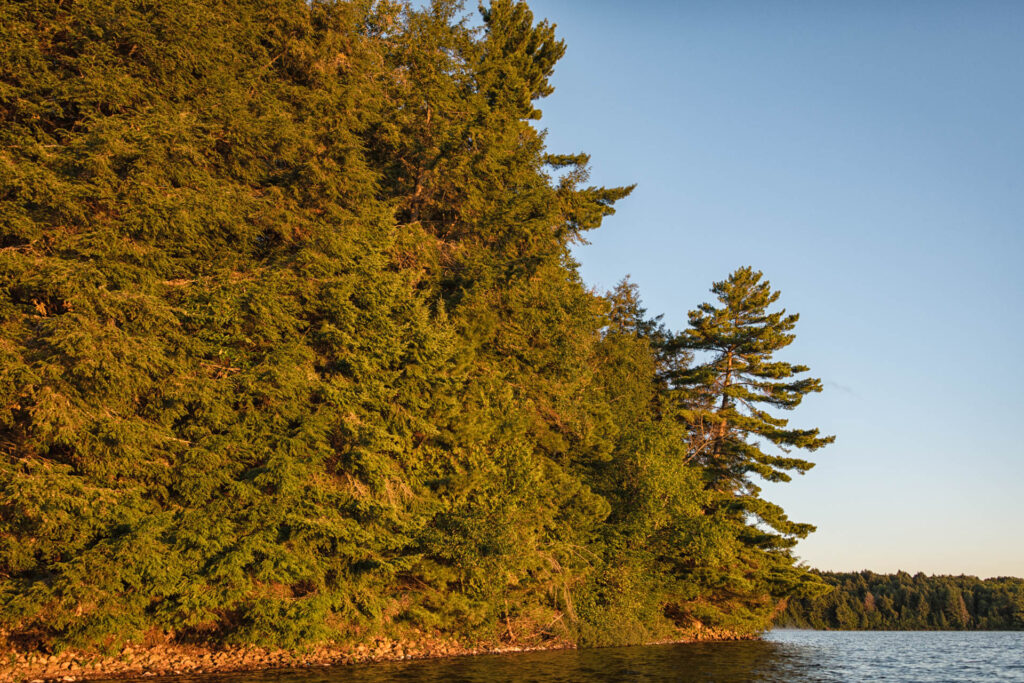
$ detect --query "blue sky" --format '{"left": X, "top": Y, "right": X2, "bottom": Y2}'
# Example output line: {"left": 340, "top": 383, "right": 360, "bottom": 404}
{"left": 524, "top": 0, "right": 1024, "bottom": 577}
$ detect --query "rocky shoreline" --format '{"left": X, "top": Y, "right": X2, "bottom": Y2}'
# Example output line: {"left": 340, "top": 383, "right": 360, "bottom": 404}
{"left": 1, "top": 627, "right": 749, "bottom": 682}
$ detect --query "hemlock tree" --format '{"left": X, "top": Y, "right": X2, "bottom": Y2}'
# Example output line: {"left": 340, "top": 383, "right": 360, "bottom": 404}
{"left": 0, "top": 0, "right": 647, "bottom": 651}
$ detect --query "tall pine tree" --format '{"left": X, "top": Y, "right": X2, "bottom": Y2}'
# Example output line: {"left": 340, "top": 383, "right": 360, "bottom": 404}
{"left": 669, "top": 267, "right": 833, "bottom": 520}
{"left": 659, "top": 267, "right": 833, "bottom": 629}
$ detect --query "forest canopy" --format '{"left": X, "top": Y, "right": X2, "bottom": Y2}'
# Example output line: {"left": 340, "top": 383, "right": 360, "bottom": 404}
{"left": 0, "top": 0, "right": 831, "bottom": 650}
{"left": 778, "top": 572, "right": 1024, "bottom": 631}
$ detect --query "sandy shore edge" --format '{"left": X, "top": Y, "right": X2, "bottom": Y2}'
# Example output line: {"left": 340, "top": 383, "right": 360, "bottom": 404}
{"left": 1, "top": 627, "right": 750, "bottom": 682}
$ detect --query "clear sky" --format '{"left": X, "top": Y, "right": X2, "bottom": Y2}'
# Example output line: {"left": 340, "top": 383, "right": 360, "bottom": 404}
{"left": 523, "top": 0, "right": 1024, "bottom": 578}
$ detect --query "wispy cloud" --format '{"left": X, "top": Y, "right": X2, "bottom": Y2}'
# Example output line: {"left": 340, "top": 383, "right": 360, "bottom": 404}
{"left": 826, "top": 380, "right": 861, "bottom": 399}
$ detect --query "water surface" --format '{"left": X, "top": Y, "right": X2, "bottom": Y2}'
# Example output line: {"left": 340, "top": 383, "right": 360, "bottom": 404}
{"left": 107, "top": 630, "right": 1024, "bottom": 682}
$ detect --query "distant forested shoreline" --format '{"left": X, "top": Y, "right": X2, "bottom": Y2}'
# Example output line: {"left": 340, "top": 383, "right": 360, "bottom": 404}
{"left": 778, "top": 572, "right": 1024, "bottom": 630}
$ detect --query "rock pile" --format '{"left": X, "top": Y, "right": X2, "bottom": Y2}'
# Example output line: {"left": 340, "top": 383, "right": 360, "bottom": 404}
{"left": 0, "top": 634, "right": 574, "bottom": 683}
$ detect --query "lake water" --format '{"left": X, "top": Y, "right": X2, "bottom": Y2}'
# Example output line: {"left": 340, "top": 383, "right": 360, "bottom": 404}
{"left": 119, "top": 630, "right": 1024, "bottom": 682}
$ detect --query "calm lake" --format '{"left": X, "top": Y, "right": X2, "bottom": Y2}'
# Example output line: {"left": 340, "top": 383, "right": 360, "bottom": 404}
{"left": 108, "top": 630, "right": 1024, "bottom": 682}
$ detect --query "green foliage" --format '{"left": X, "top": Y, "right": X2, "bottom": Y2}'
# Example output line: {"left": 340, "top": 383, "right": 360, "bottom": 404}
{"left": 652, "top": 267, "right": 835, "bottom": 632}
{"left": 779, "top": 571, "right": 1024, "bottom": 631}
{"left": 0, "top": 0, "right": 830, "bottom": 652}
{"left": 668, "top": 267, "right": 834, "bottom": 496}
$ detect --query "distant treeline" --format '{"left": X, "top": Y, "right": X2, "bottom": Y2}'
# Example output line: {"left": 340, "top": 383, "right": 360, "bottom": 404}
{"left": 779, "top": 572, "right": 1024, "bottom": 630}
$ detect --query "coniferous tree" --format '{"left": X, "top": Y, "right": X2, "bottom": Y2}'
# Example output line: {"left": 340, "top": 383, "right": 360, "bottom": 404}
{"left": 654, "top": 267, "right": 833, "bottom": 631}
{"left": 0, "top": 0, "right": 834, "bottom": 655}
{"left": 667, "top": 266, "right": 834, "bottom": 538}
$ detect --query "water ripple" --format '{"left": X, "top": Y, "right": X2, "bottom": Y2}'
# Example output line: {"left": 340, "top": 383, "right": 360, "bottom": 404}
{"left": 106, "top": 630, "right": 1024, "bottom": 682}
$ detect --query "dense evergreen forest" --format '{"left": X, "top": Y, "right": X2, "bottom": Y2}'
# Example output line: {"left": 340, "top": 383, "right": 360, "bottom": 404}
{"left": 779, "top": 572, "right": 1024, "bottom": 630}
{"left": 0, "top": 0, "right": 834, "bottom": 652}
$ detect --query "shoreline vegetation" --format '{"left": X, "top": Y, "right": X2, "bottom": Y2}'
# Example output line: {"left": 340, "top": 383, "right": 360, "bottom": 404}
{"left": 2, "top": 2, "right": 1018, "bottom": 680}
{"left": 4, "top": 0, "right": 830, "bottom": 677}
